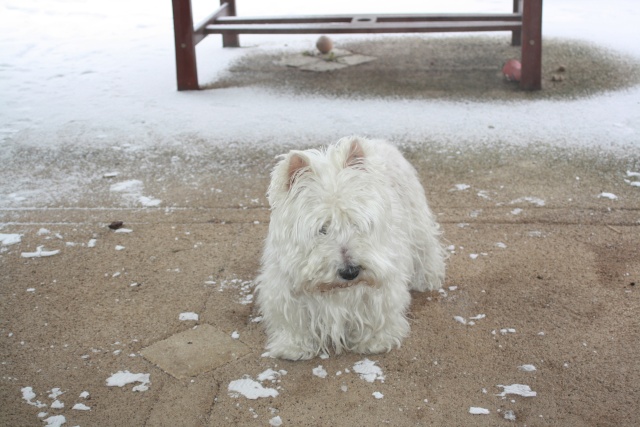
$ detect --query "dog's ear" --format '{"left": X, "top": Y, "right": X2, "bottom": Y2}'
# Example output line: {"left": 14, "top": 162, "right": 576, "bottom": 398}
{"left": 286, "top": 152, "right": 310, "bottom": 190}
{"left": 288, "top": 153, "right": 308, "bottom": 187}
{"left": 268, "top": 151, "right": 311, "bottom": 207}
{"left": 345, "top": 139, "right": 365, "bottom": 168}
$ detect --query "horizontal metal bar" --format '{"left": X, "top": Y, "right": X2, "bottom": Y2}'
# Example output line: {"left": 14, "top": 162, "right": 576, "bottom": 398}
{"left": 205, "top": 20, "right": 522, "bottom": 35}
{"left": 215, "top": 12, "right": 522, "bottom": 25}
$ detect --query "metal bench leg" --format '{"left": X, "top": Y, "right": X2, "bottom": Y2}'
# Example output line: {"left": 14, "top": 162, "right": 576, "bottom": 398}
{"left": 221, "top": 0, "right": 240, "bottom": 47}
{"left": 172, "top": 0, "right": 199, "bottom": 90}
{"left": 520, "top": 0, "right": 542, "bottom": 90}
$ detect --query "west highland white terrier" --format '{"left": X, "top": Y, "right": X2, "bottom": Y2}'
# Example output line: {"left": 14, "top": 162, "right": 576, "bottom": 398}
{"left": 255, "top": 136, "right": 445, "bottom": 360}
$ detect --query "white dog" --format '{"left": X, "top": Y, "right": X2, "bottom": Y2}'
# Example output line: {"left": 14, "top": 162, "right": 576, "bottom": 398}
{"left": 255, "top": 136, "right": 445, "bottom": 360}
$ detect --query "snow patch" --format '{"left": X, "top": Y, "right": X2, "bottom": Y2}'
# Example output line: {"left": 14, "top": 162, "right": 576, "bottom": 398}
{"left": 454, "top": 316, "right": 467, "bottom": 325}
{"left": 72, "top": 403, "right": 91, "bottom": 411}
{"left": 48, "top": 388, "right": 63, "bottom": 399}
{"left": 469, "top": 407, "right": 490, "bottom": 415}
{"left": 598, "top": 192, "right": 618, "bottom": 200}
{"left": 497, "top": 384, "right": 537, "bottom": 397}
{"left": 228, "top": 378, "right": 278, "bottom": 399}
{"left": 21, "top": 386, "right": 47, "bottom": 408}
{"left": 43, "top": 415, "right": 66, "bottom": 427}
{"left": 0, "top": 233, "right": 22, "bottom": 245}
{"left": 504, "top": 409, "right": 517, "bottom": 421}
{"left": 353, "top": 359, "right": 385, "bottom": 383}
{"left": 511, "top": 197, "right": 545, "bottom": 206}
{"left": 106, "top": 371, "right": 151, "bottom": 392}
{"left": 312, "top": 365, "right": 328, "bottom": 378}
{"left": 178, "top": 312, "right": 199, "bottom": 321}
{"left": 21, "top": 246, "right": 60, "bottom": 258}
{"left": 109, "top": 179, "right": 162, "bottom": 207}
{"left": 256, "top": 368, "right": 285, "bottom": 382}
{"left": 50, "top": 400, "right": 64, "bottom": 409}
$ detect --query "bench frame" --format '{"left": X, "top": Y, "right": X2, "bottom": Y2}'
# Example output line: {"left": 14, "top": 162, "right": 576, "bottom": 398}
{"left": 172, "top": 0, "right": 542, "bottom": 91}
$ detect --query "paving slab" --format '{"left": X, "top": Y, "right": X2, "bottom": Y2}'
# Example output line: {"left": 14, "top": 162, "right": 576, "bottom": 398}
{"left": 141, "top": 324, "right": 250, "bottom": 379}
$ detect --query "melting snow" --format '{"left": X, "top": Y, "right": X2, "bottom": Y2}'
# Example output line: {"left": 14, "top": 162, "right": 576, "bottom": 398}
{"left": 511, "top": 197, "right": 545, "bottom": 206}
{"left": 106, "top": 371, "right": 151, "bottom": 392}
{"left": 353, "top": 359, "right": 385, "bottom": 383}
{"left": 178, "top": 312, "right": 199, "bottom": 321}
{"left": 0, "top": 233, "right": 22, "bottom": 245}
{"left": 228, "top": 378, "right": 279, "bottom": 399}
{"left": 21, "top": 386, "right": 47, "bottom": 408}
{"left": 454, "top": 316, "right": 467, "bottom": 325}
{"left": 455, "top": 314, "right": 485, "bottom": 326}
{"left": 109, "top": 179, "right": 162, "bottom": 207}
{"left": 256, "top": 368, "right": 286, "bottom": 382}
{"left": 48, "top": 388, "right": 63, "bottom": 399}
{"left": 72, "top": 403, "right": 91, "bottom": 411}
{"left": 312, "top": 365, "right": 328, "bottom": 378}
{"left": 21, "top": 246, "right": 60, "bottom": 258}
{"left": 598, "top": 192, "right": 618, "bottom": 200}
{"left": 50, "top": 400, "right": 64, "bottom": 409}
{"left": 497, "top": 384, "right": 537, "bottom": 397}
{"left": 469, "top": 407, "right": 490, "bottom": 415}
{"left": 504, "top": 409, "right": 517, "bottom": 421}
{"left": 43, "top": 415, "right": 66, "bottom": 427}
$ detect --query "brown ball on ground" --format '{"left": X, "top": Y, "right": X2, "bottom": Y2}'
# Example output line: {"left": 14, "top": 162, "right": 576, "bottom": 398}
{"left": 316, "top": 35, "right": 333, "bottom": 54}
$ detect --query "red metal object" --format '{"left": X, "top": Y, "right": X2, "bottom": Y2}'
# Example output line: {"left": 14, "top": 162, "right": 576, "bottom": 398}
{"left": 520, "top": 0, "right": 543, "bottom": 90}
{"left": 171, "top": 0, "right": 543, "bottom": 91}
{"left": 172, "top": 0, "right": 198, "bottom": 91}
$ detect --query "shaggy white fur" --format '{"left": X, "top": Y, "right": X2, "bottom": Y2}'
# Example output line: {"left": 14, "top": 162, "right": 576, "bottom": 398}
{"left": 255, "top": 136, "right": 445, "bottom": 360}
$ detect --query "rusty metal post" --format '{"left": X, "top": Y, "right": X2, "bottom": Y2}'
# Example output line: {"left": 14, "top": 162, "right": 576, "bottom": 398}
{"left": 221, "top": 0, "right": 240, "bottom": 47}
{"left": 172, "top": 0, "right": 199, "bottom": 90}
{"left": 520, "top": 0, "right": 542, "bottom": 90}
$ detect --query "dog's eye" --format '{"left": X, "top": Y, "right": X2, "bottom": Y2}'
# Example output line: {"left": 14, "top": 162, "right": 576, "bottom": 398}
{"left": 319, "top": 224, "right": 328, "bottom": 235}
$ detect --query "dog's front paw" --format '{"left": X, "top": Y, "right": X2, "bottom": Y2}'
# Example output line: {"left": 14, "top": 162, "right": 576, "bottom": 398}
{"left": 265, "top": 344, "right": 316, "bottom": 361}
{"left": 352, "top": 339, "right": 397, "bottom": 355}
{"left": 265, "top": 334, "right": 318, "bottom": 360}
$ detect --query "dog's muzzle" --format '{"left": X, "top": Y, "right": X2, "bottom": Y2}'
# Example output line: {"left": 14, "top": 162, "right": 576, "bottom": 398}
{"left": 338, "top": 264, "right": 361, "bottom": 281}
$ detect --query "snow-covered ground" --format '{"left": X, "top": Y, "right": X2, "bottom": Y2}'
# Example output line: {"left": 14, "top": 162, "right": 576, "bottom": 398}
{"left": 0, "top": 0, "right": 639, "bottom": 153}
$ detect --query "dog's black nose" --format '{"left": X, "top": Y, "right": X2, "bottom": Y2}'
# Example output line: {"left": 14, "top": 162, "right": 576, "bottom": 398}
{"left": 338, "top": 265, "right": 361, "bottom": 281}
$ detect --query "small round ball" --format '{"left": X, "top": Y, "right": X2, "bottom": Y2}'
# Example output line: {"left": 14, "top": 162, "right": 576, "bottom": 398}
{"left": 316, "top": 36, "right": 333, "bottom": 54}
{"left": 502, "top": 59, "right": 522, "bottom": 82}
